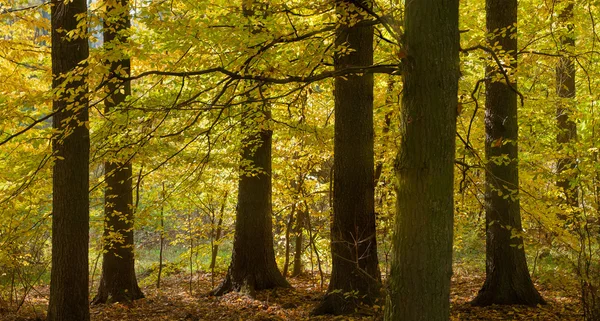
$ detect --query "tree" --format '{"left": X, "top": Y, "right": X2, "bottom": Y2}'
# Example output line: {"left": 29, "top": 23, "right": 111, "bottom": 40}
{"left": 291, "top": 208, "right": 306, "bottom": 277}
{"left": 471, "top": 0, "right": 545, "bottom": 306}
{"left": 47, "top": 0, "right": 90, "bottom": 319}
{"left": 555, "top": 1, "right": 578, "bottom": 207}
{"left": 212, "top": 0, "right": 290, "bottom": 297}
{"left": 92, "top": 0, "right": 144, "bottom": 304}
{"left": 312, "top": 0, "right": 381, "bottom": 315}
{"left": 209, "top": 192, "right": 227, "bottom": 272}
{"left": 384, "top": 0, "right": 458, "bottom": 319}
{"left": 212, "top": 105, "right": 290, "bottom": 295}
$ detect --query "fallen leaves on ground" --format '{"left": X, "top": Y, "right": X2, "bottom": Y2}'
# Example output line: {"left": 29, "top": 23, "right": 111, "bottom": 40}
{"left": 0, "top": 270, "right": 584, "bottom": 320}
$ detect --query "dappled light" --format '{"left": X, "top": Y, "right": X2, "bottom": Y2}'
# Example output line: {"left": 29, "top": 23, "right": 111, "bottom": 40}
{"left": 2, "top": 0, "right": 600, "bottom": 320}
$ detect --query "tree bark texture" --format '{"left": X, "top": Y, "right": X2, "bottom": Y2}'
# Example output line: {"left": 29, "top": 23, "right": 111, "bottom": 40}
{"left": 291, "top": 209, "right": 305, "bottom": 277}
{"left": 209, "top": 196, "right": 226, "bottom": 271}
{"left": 213, "top": 0, "right": 289, "bottom": 296}
{"left": 93, "top": 0, "right": 144, "bottom": 304}
{"left": 213, "top": 127, "right": 290, "bottom": 295}
{"left": 472, "top": 0, "right": 545, "bottom": 307}
{"left": 555, "top": 2, "right": 578, "bottom": 207}
{"left": 384, "top": 0, "right": 458, "bottom": 320}
{"left": 47, "top": 0, "right": 90, "bottom": 319}
{"left": 312, "top": 0, "right": 381, "bottom": 315}
{"left": 282, "top": 204, "right": 296, "bottom": 277}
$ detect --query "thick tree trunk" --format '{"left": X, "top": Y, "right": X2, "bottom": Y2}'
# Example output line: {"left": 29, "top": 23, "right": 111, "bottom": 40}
{"left": 384, "top": 0, "right": 458, "bottom": 320}
{"left": 556, "top": 2, "right": 578, "bottom": 207}
{"left": 93, "top": 0, "right": 144, "bottom": 304}
{"left": 93, "top": 162, "right": 144, "bottom": 303}
{"left": 471, "top": 0, "right": 545, "bottom": 307}
{"left": 213, "top": 0, "right": 289, "bottom": 296}
{"left": 212, "top": 127, "right": 290, "bottom": 296}
{"left": 47, "top": 0, "right": 90, "bottom": 319}
{"left": 312, "top": 0, "right": 381, "bottom": 315}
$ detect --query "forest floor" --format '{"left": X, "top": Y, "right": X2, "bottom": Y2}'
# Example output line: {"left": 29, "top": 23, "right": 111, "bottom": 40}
{"left": 1, "top": 267, "right": 583, "bottom": 321}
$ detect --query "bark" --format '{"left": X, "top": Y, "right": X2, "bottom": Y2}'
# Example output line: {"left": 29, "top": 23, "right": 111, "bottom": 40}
{"left": 212, "top": 126, "right": 290, "bottom": 296}
{"left": 306, "top": 208, "right": 325, "bottom": 288}
{"left": 93, "top": 161, "right": 144, "bottom": 303}
{"left": 212, "top": 0, "right": 289, "bottom": 296}
{"left": 93, "top": 0, "right": 144, "bottom": 304}
{"left": 471, "top": 0, "right": 545, "bottom": 307}
{"left": 209, "top": 195, "right": 226, "bottom": 271}
{"left": 291, "top": 209, "right": 305, "bottom": 277}
{"left": 282, "top": 204, "right": 296, "bottom": 277}
{"left": 556, "top": 2, "right": 578, "bottom": 208}
{"left": 384, "top": 0, "right": 458, "bottom": 320}
{"left": 47, "top": 0, "right": 90, "bottom": 319}
{"left": 312, "top": 0, "right": 381, "bottom": 315}
{"left": 374, "top": 77, "right": 395, "bottom": 188}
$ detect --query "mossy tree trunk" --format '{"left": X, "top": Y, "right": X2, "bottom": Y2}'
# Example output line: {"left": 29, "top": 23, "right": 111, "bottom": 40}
{"left": 384, "top": 0, "right": 459, "bottom": 320}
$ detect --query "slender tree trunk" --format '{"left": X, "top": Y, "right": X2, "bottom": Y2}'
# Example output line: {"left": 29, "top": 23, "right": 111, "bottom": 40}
{"left": 384, "top": 0, "right": 458, "bottom": 320}
{"left": 291, "top": 209, "right": 305, "bottom": 277}
{"left": 374, "top": 77, "right": 395, "bottom": 186}
{"left": 282, "top": 204, "right": 296, "bottom": 277}
{"left": 93, "top": 0, "right": 144, "bottom": 304}
{"left": 312, "top": 0, "right": 381, "bottom": 315}
{"left": 306, "top": 209, "right": 324, "bottom": 289}
{"left": 209, "top": 193, "right": 227, "bottom": 271}
{"left": 157, "top": 183, "right": 165, "bottom": 289}
{"left": 556, "top": 2, "right": 578, "bottom": 208}
{"left": 47, "top": 0, "right": 90, "bottom": 318}
{"left": 471, "top": 0, "right": 545, "bottom": 306}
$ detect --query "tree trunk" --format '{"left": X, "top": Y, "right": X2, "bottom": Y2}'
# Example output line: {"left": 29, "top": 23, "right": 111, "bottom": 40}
{"left": 556, "top": 2, "right": 578, "bottom": 208}
{"left": 384, "top": 0, "right": 458, "bottom": 320}
{"left": 312, "top": 0, "right": 381, "bottom": 315}
{"left": 93, "top": 162, "right": 144, "bottom": 303}
{"left": 157, "top": 183, "right": 165, "bottom": 289}
{"left": 291, "top": 209, "right": 305, "bottom": 278}
{"left": 471, "top": 0, "right": 545, "bottom": 307}
{"left": 282, "top": 204, "right": 296, "bottom": 277}
{"left": 209, "top": 196, "right": 226, "bottom": 271}
{"left": 212, "top": 116, "right": 290, "bottom": 296}
{"left": 212, "top": 0, "right": 289, "bottom": 296}
{"left": 93, "top": 0, "right": 144, "bottom": 304}
{"left": 47, "top": 0, "right": 90, "bottom": 319}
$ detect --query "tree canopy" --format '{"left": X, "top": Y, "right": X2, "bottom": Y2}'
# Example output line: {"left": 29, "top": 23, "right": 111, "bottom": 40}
{"left": 1, "top": 0, "right": 600, "bottom": 320}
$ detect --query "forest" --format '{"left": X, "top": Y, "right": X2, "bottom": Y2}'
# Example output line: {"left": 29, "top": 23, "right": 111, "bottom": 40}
{"left": 0, "top": 0, "right": 599, "bottom": 320}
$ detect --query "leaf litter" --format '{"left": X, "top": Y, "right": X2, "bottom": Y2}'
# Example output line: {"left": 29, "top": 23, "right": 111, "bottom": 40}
{"left": 0, "top": 271, "right": 583, "bottom": 320}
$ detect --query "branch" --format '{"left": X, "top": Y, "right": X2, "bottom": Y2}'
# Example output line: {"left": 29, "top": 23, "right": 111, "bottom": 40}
{"left": 0, "top": 109, "right": 59, "bottom": 146}
{"left": 122, "top": 64, "right": 400, "bottom": 84}
{"left": 0, "top": 1, "right": 49, "bottom": 14}
{"left": 347, "top": 0, "right": 401, "bottom": 44}
{"left": 461, "top": 44, "right": 525, "bottom": 106}
{"left": 466, "top": 77, "right": 486, "bottom": 146}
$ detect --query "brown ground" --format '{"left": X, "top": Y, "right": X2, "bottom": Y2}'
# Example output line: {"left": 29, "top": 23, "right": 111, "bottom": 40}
{"left": 0, "top": 269, "right": 583, "bottom": 320}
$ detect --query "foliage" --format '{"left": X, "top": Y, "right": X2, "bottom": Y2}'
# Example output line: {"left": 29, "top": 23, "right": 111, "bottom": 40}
{"left": 2, "top": 0, "right": 600, "bottom": 318}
